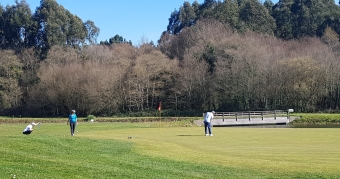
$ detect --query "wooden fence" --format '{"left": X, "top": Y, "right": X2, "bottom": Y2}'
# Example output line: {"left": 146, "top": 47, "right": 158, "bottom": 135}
{"left": 213, "top": 110, "right": 290, "bottom": 121}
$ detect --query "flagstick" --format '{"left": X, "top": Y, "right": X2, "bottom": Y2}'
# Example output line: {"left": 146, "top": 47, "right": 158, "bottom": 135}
{"left": 159, "top": 110, "right": 162, "bottom": 130}
{"left": 157, "top": 101, "right": 162, "bottom": 131}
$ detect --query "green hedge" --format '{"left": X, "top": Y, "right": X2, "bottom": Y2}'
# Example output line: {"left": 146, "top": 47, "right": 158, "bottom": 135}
{"left": 0, "top": 116, "right": 201, "bottom": 124}
{"left": 291, "top": 113, "right": 340, "bottom": 125}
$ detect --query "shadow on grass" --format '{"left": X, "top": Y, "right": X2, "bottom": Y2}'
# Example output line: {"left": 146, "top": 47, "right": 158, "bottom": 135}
{"left": 176, "top": 134, "right": 204, "bottom": 136}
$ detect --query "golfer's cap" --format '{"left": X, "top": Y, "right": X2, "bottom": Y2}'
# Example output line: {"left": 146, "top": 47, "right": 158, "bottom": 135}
{"left": 71, "top": 110, "right": 76, "bottom": 113}
{"left": 212, "top": 111, "right": 215, "bottom": 113}
{"left": 31, "top": 122, "right": 36, "bottom": 126}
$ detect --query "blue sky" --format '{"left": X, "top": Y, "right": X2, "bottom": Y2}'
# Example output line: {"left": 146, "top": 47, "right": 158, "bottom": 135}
{"left": 1, "top": 0, "right": 206, "bottom": 45}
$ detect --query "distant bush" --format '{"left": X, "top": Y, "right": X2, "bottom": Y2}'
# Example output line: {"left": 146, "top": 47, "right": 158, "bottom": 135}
{"left": 85, "top": 115, "right": 96, "bottom": 122}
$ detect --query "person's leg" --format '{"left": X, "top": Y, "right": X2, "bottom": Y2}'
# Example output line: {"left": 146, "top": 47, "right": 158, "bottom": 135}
{"left": 204, "top": 121, "right": 208, "bottom": 135}
{"left": 207, "top": 122, "right": 212, "bottom": 135}
{"left": 70, "top": 123, "right": 75, "bottom": 135}
{"left": 23, "top": 131, "right": 32, "bottom": 135}
{"left": 72, "top": 122, "right": 76, "bottom": 135}
{"left": 73, "top": 122, "right": 76, "bottom": 135}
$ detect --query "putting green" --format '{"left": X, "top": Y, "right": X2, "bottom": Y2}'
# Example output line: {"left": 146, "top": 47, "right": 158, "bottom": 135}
{"left": 76, "top": 123, "right": 340, "bottom": 175}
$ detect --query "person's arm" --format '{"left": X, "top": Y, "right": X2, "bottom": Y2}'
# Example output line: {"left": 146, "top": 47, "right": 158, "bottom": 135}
{"left": 67, "top": 116, "right": 70, "bottom": 125}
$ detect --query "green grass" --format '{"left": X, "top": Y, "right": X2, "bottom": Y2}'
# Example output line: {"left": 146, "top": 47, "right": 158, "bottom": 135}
{"left": 1, "top": 122, "right": 340, "bottom": 178}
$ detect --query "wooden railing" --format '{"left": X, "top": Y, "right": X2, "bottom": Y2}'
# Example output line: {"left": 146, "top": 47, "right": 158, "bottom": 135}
{"left": 212, "top": 110, "right": 289, "bottom": 121}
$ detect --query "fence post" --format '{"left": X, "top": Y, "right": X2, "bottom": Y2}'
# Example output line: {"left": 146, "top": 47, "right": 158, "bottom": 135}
{"left": 262, "top": 111, "right": 263, "bottom": 120}
{"left": 236, "top": 113, "right": 238, "bottom": 121}
{"left": 274, "top": 110, "right": 276, "bottom": 120}
{"left": 248, "top": 111, "right": 251, "bottom": 121}
{"left": 287, "top": 111, "right": 289, "bottom": 119}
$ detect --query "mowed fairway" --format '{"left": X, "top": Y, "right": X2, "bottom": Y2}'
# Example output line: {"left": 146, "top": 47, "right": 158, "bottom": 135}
{"left": 1, "top": 122, "right": 340, "bottom": 178}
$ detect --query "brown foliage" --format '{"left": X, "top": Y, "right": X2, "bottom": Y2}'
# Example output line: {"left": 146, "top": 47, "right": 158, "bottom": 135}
{"left": 126, "top": 44, "right": 180, "bottom": 111}
{"left": 5, "top": 19, "right": 340, "bottom": 116}
{"left": 162, "top": 19, "right": 339, "bottom": 112}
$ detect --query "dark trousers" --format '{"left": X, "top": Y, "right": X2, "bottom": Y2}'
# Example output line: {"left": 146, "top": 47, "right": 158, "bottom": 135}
{"left": 70, "top": 122, "right": 76, "bottom": 135}
{"left": 23, "top": 131, "right": 32, "bottom": 135}
{"left": 204, "top": 121, "right": 212, "bottom": 134}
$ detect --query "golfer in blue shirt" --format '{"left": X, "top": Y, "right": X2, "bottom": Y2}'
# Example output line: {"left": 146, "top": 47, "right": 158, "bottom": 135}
{"left": 67, "top": 110, "right": 77, "bottom": 136}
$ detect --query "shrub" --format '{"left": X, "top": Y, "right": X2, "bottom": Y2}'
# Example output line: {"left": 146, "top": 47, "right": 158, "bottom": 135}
{"left": 86, "top": 115, "right": 96, "bottom": 122}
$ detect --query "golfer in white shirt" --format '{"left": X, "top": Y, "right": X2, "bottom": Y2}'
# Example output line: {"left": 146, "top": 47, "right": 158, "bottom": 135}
{"left": 23, "top": 122, "right": 39, "bottom": 135}
{"left": 203, "top": 111, "right": 215, "bottom": 136}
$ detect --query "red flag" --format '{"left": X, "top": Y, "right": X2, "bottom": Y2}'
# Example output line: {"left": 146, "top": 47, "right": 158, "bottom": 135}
{"left": 157, "top": 101, "right": 162, "bottom": 111}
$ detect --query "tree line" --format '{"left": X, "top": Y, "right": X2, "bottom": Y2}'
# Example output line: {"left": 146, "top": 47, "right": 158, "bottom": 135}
{"left": 0, "top": 0, "right": 100, "bottom": 58}
{"left": 165, "top": 0, "right": 340, "bottom": 40}
{"left": 0, "top": 0, "right": 340, "bottom": 117}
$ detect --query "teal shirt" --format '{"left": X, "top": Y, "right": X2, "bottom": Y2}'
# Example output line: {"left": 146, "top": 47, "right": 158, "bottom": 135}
{"left": 69, "top": 114, "right": 77, "bottom": 123}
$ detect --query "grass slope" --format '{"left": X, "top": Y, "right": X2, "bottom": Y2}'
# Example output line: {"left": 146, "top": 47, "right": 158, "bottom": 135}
{"left": 1, "top": 122, "right": 340, "bottom": 178}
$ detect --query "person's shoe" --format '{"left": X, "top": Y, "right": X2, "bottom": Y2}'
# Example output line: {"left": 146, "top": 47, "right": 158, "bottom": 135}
{"left": 72, "top": 133, "right": 74, "bottom": 136}
{"left": 209, "top": 134, "right": 213, "bottom": 136}
{"left": 205, "top": 134, "right": 209, "bottom": 136}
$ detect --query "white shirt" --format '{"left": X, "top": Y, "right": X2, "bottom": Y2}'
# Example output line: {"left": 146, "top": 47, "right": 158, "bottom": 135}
{"left": 23, "top": 124, "right": 33, "bottom": 132}
{"left": 204, "top": 112, "right": 214, "bottom": 123}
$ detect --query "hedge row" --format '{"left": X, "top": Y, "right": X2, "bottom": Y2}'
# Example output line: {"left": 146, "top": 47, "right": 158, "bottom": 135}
{"left": 0, "top": 117, "right": 201, "bottom": 124}
{"left": 290, "top": 113, "right": 340, "bottom": 125}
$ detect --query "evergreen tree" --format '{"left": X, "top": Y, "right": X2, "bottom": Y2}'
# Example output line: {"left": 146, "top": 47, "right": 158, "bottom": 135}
{"left": 272, "top": 0, "right": 294, "bottom": 39}
{"left": 33, "top": 0, "right": 92, "bottom": 58}
{"left": 214, "top": 0, "right": 240, "bottom": 30}
{"left": 239, "top": 0, "right": 276, "bottom": 34}
{"left": 2, "top": 0, "right": 32, "bottom": 49}
{"left": 264, "top": 0, "right": 274, "bottom": 15}
{"left": 0, "top": 5, "right": 4, "bottom": 47}
{"left": 100, "top": 34, "right": 132, "bottom": 46}
{"left": 167, "top": 1, "right": 200, "bottom": 35}
{"left": 179, "top": 2, "right": 196, "bottom": 28}
{"left": 273, "top": 0, "right": 340, "bottom": 39}
{"left": 84, "top": 20, "right": 100, "bottom": 45}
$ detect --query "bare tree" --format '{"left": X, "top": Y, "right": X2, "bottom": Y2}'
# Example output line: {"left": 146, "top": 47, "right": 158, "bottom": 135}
{"left": 0, "top": 50, "right": 23, "bottom": 109}
{"left": 126, "top": 44, "right": 180, "bottom": 111}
